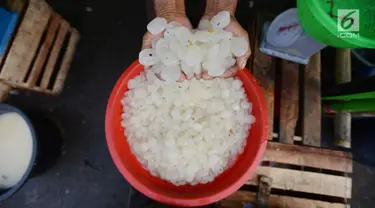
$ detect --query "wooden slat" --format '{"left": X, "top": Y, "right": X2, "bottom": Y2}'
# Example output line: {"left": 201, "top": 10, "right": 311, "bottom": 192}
{"left": 26, "top": 14, "right": 61, "bottom": 87}
{"left": 40, "top": 20, "right": 69, "bottom": 89}
{"left": 0, "top": 81, "right": 12, "bottom": 101}
{"left": 335, "top": 49, "right": 351, "bottom": 84}
{"left": 264, "top": 142, "right": 353, "bottom": 173}
{"left": 0, "top": 54, "right": 5, "bottom": 70}
{"left": 334, "top": 113, "right": 351, "bottom": 148}
{"left": 247, "top": 166, "right": 352, "bottom": 198}
{"left": 247, "top": 13, "right": 257, "bottom": 72}
{"left": 303, "top": 52, "right": 321, "bottom": 147}
{"left": 52, "top": 28, "right": 80, "bottom": 94}
{"left": 252, "top": 14, "right": 275, "bottom": 140}
{"left": 279, "top": 60, "right": 299, "bottom": 144}
{"left": 257, "top": 175, "right": 272, "bottom": 207}
{"left": 334, "top": 48, "right": 351, "bottom": 148}
{"left": 0, "top": 0, "right": 51, "bottom": 83}
{"left": 217, "top": 191, "right": 347, "bottom": 208}
{"left": 273, "top": 133, "right": 302, "bottom": 141}
{"left": 7, "top": 0, "right": 26, "bottom": 13}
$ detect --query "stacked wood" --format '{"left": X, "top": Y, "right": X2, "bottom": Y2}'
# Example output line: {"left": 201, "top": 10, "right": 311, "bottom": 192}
{"left": 0, "top": 0, "right": 80, "bottom": 100}
{"left": 217, "top": 12, "right": 352, "bottom": 208}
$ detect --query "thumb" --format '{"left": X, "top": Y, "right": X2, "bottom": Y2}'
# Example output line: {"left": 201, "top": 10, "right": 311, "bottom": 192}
{"left": 236, "top": 47, "right": 251, "bottom": 70}
{"left": 142, "top": 31, "right": 163, "bottom": 50}
{"left": 224, "top": 20, "right": 251, "bottom": 70}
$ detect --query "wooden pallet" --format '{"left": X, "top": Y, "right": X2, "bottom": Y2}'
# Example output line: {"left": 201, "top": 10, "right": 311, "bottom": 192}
{"left": 217, "top": 143, "right": 352, "bottom": 208}
{"left": 216, "top": 12, "right": 352, "bottom": 208}
{"left": 0, "top": 0, "right": 80, "bottom": 99}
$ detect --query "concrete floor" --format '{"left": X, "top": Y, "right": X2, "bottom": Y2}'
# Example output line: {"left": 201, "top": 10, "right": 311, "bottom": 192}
{"left": 1, "top": 0, "right": 375, "bottom": 207}
{"left": 1, "top": 0, "right": 145, "bottom": 207}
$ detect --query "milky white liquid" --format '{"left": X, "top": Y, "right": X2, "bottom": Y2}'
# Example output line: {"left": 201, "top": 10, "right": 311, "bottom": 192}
{"left": 0, "top": 112, "right": 33, "bottom": 189}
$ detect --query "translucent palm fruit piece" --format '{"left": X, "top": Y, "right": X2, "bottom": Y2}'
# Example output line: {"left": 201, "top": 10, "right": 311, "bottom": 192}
{"left": 175, "top": 27, "right": 195, "bottom": 46}
{"left": 155, "top": 38, "right": 171, "bottom": 56}
{"left": 194, "top": 30, "right": 213, "bottom": 43}
{"left": 193, "top": 64, "right": 202, "bottom": 74}
{"left": 139, "top": 49, "right": 159, "bottom": 66}
{"left": 208, "top": 67, "right": 226, "bottom": 77}
{"left": 203, "top": 60, "right": 220, "bottom": 72}
{"left": 224, "top": 56, "right": 236, "bottom": 68}
{"left": 151, "top": 37, "right": 161, "bottom": 49}
{"left": 203, "top": 60, "right": 226, "bottom": 77}
{"left": 218, "top": 39, "right": 231, "bottom": 58}
{"left": 160, "top": 51, "right": 179, "bottom": 66}
{"left": 199, "top": 44, "right": 210, "bottom": 62}
{"left": 147, "top": 17, "right": 168, "bottom": 35}
{"left": 186, "top": 45, "right": 202, "bottom": 66}
{"left": 150, "top": 62, "right": 164, "bottom": 74}
{"left": 198, "top": 19, "right": 212, "bottom": 31}
{"left": 212, "top": 30, "right": 233, "bottom": 43}
{"left": 164, "top": 27, "right": 178, "bottom": 38}
{"left": 208, "top": 43, "right": 219, "bottom": 60}
{"left": 210, "top": 11, "right": 230, "bottom": 30}
{"left": 145, "top": 70, "right": 158, "bottom": 82}
{"left": 231, "top": 37, "right": 248, "bottom": 57}
{"left": 160, "top": 65, "right": 181, "bottom": 82}
{"left": 180, "top": 61, "right": 195, "bottom": 79}
{"left": 177, "top": 45, "right": 188, "bottom": 60}
{"left": 169, "top": 38, "right": 182, "bottom": 54}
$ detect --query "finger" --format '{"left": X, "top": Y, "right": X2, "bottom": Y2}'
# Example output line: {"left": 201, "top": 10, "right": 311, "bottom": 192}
{"left": 142, "top": 31, "right": 163, "bottom": 50}
{"left": 177, "top": 73, "right": 186, "bottom": 82}
{"left": 183, "top": 71, "right": 194, "bottom": 80}
{"left": 224, "top": 20, "right": 251, "bottom": 70}
{"left": 173, "top": 16, "right": 193, "bottom": 30}
{"left": 236, "top": 47, "right": 251, "bottom": 70}
{"left": 224, "top": 19, "right": 248, "bottom": 38}
{"left": 195, "top": 73, "right": 202, "bottom": 80}
{"left": 201, "top": 71, "right": 215, "bottom": 80}
{"left": 220, "top": 66, "right": 237, "bottom": 78}
{"left": 157, "top": 72, "right": 185, "bottom": 82}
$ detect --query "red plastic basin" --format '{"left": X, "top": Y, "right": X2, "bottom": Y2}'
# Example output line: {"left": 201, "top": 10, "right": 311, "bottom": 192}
{"left": 105, "top": 60, "right": 268, "bottom": 207}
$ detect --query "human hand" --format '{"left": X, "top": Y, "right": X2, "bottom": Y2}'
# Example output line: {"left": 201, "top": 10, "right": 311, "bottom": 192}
{"left": 141, "top": 0, "right": 194, "bottom": 81}
{"left": 199, "top": 2, "right": 251, "bottom": 80}
{"left": 142, "top": 15, "right": 192, "bottom": 50}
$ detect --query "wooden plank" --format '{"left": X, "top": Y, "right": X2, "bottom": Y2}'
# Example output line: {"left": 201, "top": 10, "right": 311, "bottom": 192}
{"left": 335, "top": 49, "right": 351, "bottom": 84}
{"left": 279, "top": 60, "right": 299, "bottom": 144}
{"left": 252, "top": 13, "right": 275, "bottom": 140}
{"left": 273, "top": 133, "right": 302, "bottom": 141}
{"left": 264, "top": 142, "right": 353, "bottom": 173}
{"left": 40, "top": 20, "right": 69, "bottom": 89}
{"left": 247, "top": 13, "right": 257, "bottom": 71}
{"left": 0, "top": 81, "right": 12, "bottom": 101}
{"left": 334, "top": 112, "right": 351, "bottom": 148}
{"left": 303, "top": 52, "right": 321, "bottom": 147}
{"left": 334, "top": 48, "right": 351, "bottom": 148}
{"left": 247, "top": 166, "right": 352, "bottom": 198}
{"left": 217, "top": 191, "right": 347, "bottom": 208}
{"left": 7, "top": 0, "right": 27, "bottom": 13}
{"left": 52, "top": 28, "right": 80, "bottom": 94}
{"left": 26, "top": 14, "right": 61, "bottom": 87}
{"left": 0, "top": 0, "right": 51, "bottom": 83}
{"left": 0, "top": 53, "right": 6, "bottom": 70}
{"left": 257, "top": 175, "right": 272, "bottom": 207}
